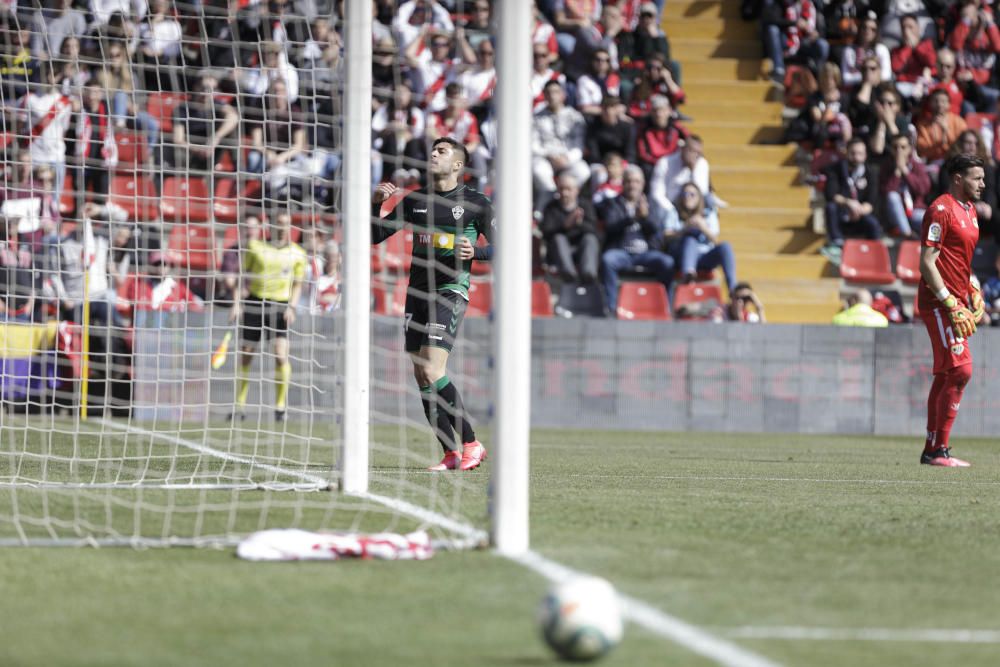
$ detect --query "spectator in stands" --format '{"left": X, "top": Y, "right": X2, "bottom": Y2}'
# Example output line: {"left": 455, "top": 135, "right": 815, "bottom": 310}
{"left": 372, "top": 36, "right": 402, "bottom": 103}
{"left": 372, "top": 81, "right": 426, "bottom": 184}
{"left": 948, "top": 0, "right": 1000, "bottom": 112}
{"left": 867, "top": 85, "right": 907, "bottom": 159}
{"left": 532, "top": 79, "right": 590, "bottom": 211}
{"left": 627, "top": 53, "right": 685, "bottom": 119}
{"left": 831, "top": 288, "right": 889, "bottom": 326}
{"left": 822, "top": 0, "right": 864, "bottom": 54}
{"left": 244, "top": 41, "right": 300, "bottom": 104}
{"left": 393, "top": 0, "right": 455, "bottom": 52}
{"left": 936, "top": 129, "right": 997, "bottom": 231}
{"left": 457, "top": 37, "right": 496, "bottom": 123}
{"left": 531, "top": 41, "right": 566, "bottom": 113}
{"left": 137, "top": 0, "right": 183, "bottom": 92}
{"left": 0, "top": 27, "right": 37, "bottom": 101}
{"left": 635, "top": 94, "right": 688, "bottom": 181}
{"left": 929, "top": 48, "right": 966, "bottom": 116}
{"left": 761, "top": 0, "right": 830, "bottom": 83}
{"left": 172, "top": 72, "right": 240, "bottom": 175}
{"left": 617, "top": 1, "right": 675, "bottom": 95}
{"left": 840, "top": 11, "right": 891, "bottom": 90}
{"left": 405, "top": 27, "right": 461, "bottom": 112}
{"left": 890, "top": 13, "right": 936, "bottom": 102}
{"left": 650, "top": 134, "right": 711, "bottom": 213}
{"left": 457, "top": 0, "right": 493, "bottom": 52}
{"left": 47, "top": 216, "right": 119, "bottom": 331}
{"left": 915, "top": 88, "right": 968, "bottom": 166}
{"left": 533, "top": 4, "right": 560, "bottom": 58}
{"left": 880, "top": 132, "right": 931, "bottom": 237}
{"left": 0, "top": 215, "right": 38, "bottom": 322}
{"left": 299, "top": 16, "right": 344, "bottom": 91}
{"left": 879, "top": 0, "right": 934, "bottom": 51}
{"left": 847, "top": 57, "right": 885, "bottom": 144}
{"left": 247, "top": 78, "right": 319, "bottom": 199}
{"left": 77, "top": 84, "right": 115, "bottom": 203}
{"left": 728, "top": 281, "right": 766, "bottom": 322}
{"left": 218, "top": 216, "right": 263, "bottom": 305}
{"left": 566, "top": 3, "right": 624, "bottom": 81}
{"left": 552, "top": 0, "right": 602, "bottom": 58}
{"left": 576, "top": 48, "right": 622, "bottom": 119}
{"left": 593, "top": 151, "right": 626, "bottom": 204}
{"left": 586, "top": 97, "right": 636, "bottom": 183}
{"left": 58, "top": 37, "right": 91, "bottom": 96}
{"left": 120, "top": 250, "right": 204, "bottom": 315}
{"left": 541, "top": 171, "right": 600, "bottom": 283}
{"left": 31, "top": 0, "right": 87, "bottom": 58}
{"left": 22, "top": 62, "right": 76, "bottom": 201}
{"left": 598, "top": 164, "right": 675, "bottom": 314}
{"left": 821, "top": 137, "right": 881, "bottom": 260}
{"left": 671, "top": 182, "right": 738, "bottom": 294}
{"left": 427, "top": 83, "right": 488, "bottom": 188}
{"left": 797, "top": 62, "right": 852, "bottom": 147}
{"left": 313, "top": 239, "right": 342, "bottom": 313}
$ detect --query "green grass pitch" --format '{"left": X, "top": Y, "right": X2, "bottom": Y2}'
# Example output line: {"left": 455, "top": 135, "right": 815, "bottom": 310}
{"left": 2, "top": 426, "right": 1000, "bottom": 666}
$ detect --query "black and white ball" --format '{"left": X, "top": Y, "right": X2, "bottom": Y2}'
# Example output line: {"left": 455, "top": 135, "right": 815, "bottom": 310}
{"left": 538, "top": 576, "right": 624, "bottom": 661}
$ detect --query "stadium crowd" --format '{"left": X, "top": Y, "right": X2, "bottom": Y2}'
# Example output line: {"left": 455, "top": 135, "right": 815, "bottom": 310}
{"left": 0, "top": 0, "right": 757, "bottom": 336}
{"left": 758, "top": 0, "right": 1000, "bottom": 322}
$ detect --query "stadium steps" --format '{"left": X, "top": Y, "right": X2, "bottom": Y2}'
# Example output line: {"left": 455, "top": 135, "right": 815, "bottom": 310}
{"left": 665, "top": 1, "right": 839, "bottom": 323}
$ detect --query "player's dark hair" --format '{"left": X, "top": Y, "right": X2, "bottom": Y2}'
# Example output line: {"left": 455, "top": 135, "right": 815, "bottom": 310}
{"left": 432, "top": 136, "right": 469, "bottom": 167}
{"left": 944, "top": 153, "right": 985, "bottom": 177}
{"left": 543, "top": 78, "right": 564, "bottom": 93}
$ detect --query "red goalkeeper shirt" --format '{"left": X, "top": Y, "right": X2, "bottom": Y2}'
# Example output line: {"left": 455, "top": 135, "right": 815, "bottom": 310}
{"left": 917, "top": 193, "right": 979, "bottom": 313}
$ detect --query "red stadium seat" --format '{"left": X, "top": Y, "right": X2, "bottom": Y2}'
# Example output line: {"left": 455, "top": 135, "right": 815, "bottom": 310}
{"left": 214, "top": 178, "right": 238, "bottom": 223}
{"left": 471, "top": 234, "right": 491, "bottom": 275}
{"left": 372, "top": 279, "right": 407, "bottom": 316}
{"left": 161, "top": 176, "right": 211, "bottom": 222}
{"left": 895, "top": 239, "right": 922, "bottom": 285}
{"left": 167, "top": 223, "right": 216, "bottom": 271}
{"left": 59, "top": 186, "right": 80, "bottom": 216}
{"left": 383, "top": 230, "right": 414, "bottom": 273}
{"left": 840, "top": 239, "right": 895, "bottom": 284}
{"left": 146, "top": 92, "right": 187, "bottom": 135}
{"left": 531, "top": 280, "right": 554, "bottom": 318}
{"left": 109, "top": 175, "right": 158, "bottom": 220}
{"left": 467, "top": 280, "right": 492, "bottom": 317}
{"left": 617, "top": 281, "right": 671, "bottom": 320}
{"left": 114, "top": 130, "right": 148, "bottom": 172}
{"left": 673, "top": 283, "right": 723, "bottom": 320}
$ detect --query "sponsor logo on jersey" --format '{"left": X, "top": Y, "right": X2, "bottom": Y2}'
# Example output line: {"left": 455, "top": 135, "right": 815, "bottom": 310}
{"left": 951, "top": 342, "right": 965, "bottom": 355}
{"left": 414, "top": 208, "right": 428, "bottom": 213}
{"left": 928, "top": 222, "right": 942, "bottom": 242}
{"left": 451, "top": 205, "right": 464, "bottom": 220}
{"left": 416, "top": 232, "right": 455, "bottom": 249}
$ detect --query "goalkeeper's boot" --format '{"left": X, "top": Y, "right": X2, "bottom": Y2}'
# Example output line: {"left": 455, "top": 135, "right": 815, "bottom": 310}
{"left": 428, "top": 450, "right": 461, "bottom": 471}
{"left": 227, "top": 411, "right": 247, "bottom": 423}
{"left": 920, "top": 447, "right": 971, "bottom": 467}
{"left": 460, "top": 440, "right": 487, "bottom": 471}
{"left": 275, "top": 409, "right": 287, "bottom": 424}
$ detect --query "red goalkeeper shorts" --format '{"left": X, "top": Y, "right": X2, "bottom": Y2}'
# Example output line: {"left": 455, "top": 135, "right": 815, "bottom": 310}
{"left": 922, "top": 307, "right": 973, "bottom": 374}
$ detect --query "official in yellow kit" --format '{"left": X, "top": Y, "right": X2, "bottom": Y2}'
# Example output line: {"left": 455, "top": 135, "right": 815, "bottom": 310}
{"left": 229, "top": 212, "right": 307, "bottom": 423}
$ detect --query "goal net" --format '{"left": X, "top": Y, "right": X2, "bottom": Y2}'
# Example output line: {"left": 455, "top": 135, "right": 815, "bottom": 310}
{"left": 0, "top": 1, "right": 494, "bottom": 548}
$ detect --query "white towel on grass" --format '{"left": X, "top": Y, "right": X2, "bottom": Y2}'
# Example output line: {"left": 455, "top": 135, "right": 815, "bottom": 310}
{"left": 236, "top": 529, "right": 433, "bottom": 561}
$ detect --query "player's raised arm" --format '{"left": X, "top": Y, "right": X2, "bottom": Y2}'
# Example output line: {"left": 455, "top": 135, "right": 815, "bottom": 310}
{"left": 371, "top": 182, "right": 405, "bottom": 244}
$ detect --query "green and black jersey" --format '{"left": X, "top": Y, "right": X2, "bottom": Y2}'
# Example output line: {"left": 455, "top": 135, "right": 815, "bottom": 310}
{"left": 372, "top": 184, "right": 494, "bottom": 299}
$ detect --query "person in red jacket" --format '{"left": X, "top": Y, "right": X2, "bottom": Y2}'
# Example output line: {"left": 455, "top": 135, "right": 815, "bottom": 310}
{"left": 635, "top": 94, "right": 687, "bottom": 181}
{"left": 890, "top": 14, "right": 937, "bottom": 102}
{"left": 947, "top": 0, "right": 1000, "bottom": 112}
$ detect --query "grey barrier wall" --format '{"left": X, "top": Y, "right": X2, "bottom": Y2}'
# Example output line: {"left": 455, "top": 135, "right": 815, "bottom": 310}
{"left": 132, "top": 311, "right": 1000, "bottom": 437}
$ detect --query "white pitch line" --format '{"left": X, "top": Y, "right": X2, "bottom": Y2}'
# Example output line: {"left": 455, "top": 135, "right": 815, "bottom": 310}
{"left": 90, "top": 421, "right": 782, "bottom": 666}
{"left": 511, "top": 551, "right": 783, "bottom": 667}
{"left": 717, "top": 626, "right": 1000, "bottom": 644}
{"left": 545, "top": 473, "right": 1000, "bottom": 486}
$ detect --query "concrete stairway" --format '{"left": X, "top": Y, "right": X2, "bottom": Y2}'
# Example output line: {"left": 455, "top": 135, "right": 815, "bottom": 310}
{"left": 663, "top": 0, "right": 842, "bottom": 322}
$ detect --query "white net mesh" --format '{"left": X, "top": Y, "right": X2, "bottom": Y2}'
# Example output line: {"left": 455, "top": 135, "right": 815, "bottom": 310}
{"left": 0, "top": 1, "right": 493, "bottom": 547}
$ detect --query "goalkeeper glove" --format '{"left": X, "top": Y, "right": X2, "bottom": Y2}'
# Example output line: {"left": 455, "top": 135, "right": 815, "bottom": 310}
{"left": 942, "top": 294, "right": 977, "bottom": 339}
{"left": 969, "top": 275, "right": 986, "bottom": 324}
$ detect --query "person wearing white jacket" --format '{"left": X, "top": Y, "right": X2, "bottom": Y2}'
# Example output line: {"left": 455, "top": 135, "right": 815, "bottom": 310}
{"left": 532, "top": 79, "right": 590, "bottom": 212}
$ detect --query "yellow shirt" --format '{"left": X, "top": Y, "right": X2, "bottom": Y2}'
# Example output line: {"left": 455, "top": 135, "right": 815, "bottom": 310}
{"left": 831, "top": 303, "right": 889, "bottom": 328}
{"left": 244, "top": 239, "right": 307, "bottom": 302}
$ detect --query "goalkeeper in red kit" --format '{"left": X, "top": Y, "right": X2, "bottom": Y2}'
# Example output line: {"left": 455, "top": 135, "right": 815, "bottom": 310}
{"left": 917, "top": 153, "right": 988, "bottom": 467}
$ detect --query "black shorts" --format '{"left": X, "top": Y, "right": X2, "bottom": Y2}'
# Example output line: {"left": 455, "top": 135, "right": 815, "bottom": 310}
{"left": 240, "top": 297, "right": 290, "bottom": 344}
{"left": 404, "top": 289, "right": 467, "bottom": 353}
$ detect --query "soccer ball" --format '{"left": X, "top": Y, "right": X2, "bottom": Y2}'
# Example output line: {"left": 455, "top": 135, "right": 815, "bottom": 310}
{"left": 537, "top": 576, "right": 624, "bottom": 661}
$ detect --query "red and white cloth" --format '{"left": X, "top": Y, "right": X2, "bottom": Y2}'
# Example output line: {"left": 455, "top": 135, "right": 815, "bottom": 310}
{"left": 236, "top": 529, "right": 434, "bottom": 561}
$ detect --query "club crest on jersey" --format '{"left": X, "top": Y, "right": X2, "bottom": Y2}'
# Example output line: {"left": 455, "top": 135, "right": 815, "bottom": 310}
{"left": 928, "top": 222, "right": 942, "bottom": 242}
{"left": 951, "top": 342, "right": 965, "bottom": 355}
{"left": 451, "top": 205, "right": 464, "bottom": 220}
